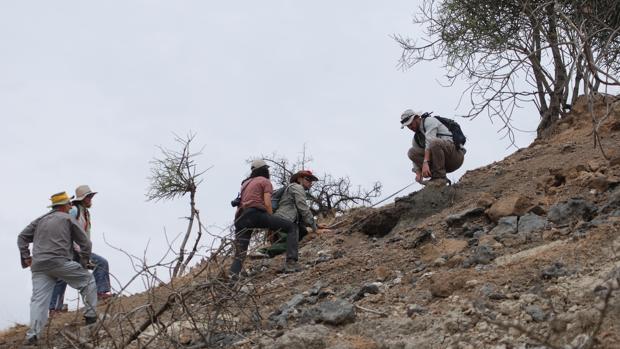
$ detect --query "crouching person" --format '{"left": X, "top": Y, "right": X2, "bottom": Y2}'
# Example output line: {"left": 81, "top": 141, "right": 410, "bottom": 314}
{"left": 230, "top": 160, "right": 299, "bottom": 279}
{"left": 259, "top": 170, "right": 319, "bottom": 257}
{"left": 17, "top": 192, "right": 97, "bottom": 346}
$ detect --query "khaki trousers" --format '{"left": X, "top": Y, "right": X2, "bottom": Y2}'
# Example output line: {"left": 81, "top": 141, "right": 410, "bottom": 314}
{"left": 408, "top": 139, "right": 465, "bottom": 178}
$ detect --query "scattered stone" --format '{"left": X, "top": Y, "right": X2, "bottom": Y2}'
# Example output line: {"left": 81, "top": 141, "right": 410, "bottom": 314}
{"left": 548, "top": 198, "right": 597, "bottom": 225}
{"left": 404, "top": 229, "right": 433, "bottom": 249}
{"left": 486, "top": 194, "right": 532, "bottom": 222}
{"left": 479, "top": 283, "right": 505, "bottom": 300}
{"left": 541, "top": 262, "right": 570, "bottom": 280}
{"left": 307, "top": 299, "right": 356, "bottom": 326}
{"left": 489, "top": 216, "right": 518, "bottom": 237}
{"left": 517, "top": 213, "right": 548, "bottom": 234}
{"left": 478, "top": 235, "right": 502, "bottom": 249}
{"left": 525, "top": 305, "right": 545, "bottom": 322}
{"left": 374, "top": 266, "right": 391, "bottom": 281}
{"left": 476, "top": 192, "right": 496, "bottom": 208}
{"left": 528, "top": 205, "right": 547, "bottom": 216}
{"left": 588, "top": 173, "right": 610, "bottom": 192}
{"left": 463, "top": 245, "right": 496, "bottom": 267}
{"left": 270, "top": 294, "right": 306, "bottom": 327}
{"left": 601, "top": 187, "right": 620, "bottom": 213}
{"left": 432, "top": 257, "right": 447, "bottom": 267}
{"left": 308, "top": 281, "right": 324, "bottom": 296}
{"left": 429, "top": 273, "right": 465, "bottom": 298}
{"left": 407, "top": 304, "right": 427, "bottom": 317}
{"left": 446, "top": 207, "right": 485, "bottom": 228}
{"left": 267, "top": 324, "right": 330, "bottom": 349}
{"left": 351, "top": 282, "right": 382, "bottom": 302}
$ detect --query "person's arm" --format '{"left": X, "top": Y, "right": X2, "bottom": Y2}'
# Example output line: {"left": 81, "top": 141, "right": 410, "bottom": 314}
{"left": 69, "top": 218, "right": 92, "bottom": 265}
{"left": 263, "top": 192, "right": 273, "bottom": 214}
{"left": 422, "top": 118, "right": 440, "bottom": 178}
{"left": 17, "top": 217, "right": 40, "bottom": 268}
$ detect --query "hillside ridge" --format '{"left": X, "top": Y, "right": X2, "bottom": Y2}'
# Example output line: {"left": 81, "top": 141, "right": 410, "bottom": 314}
{"left": 2, "top": 94, "right": 620, "bottom": 348}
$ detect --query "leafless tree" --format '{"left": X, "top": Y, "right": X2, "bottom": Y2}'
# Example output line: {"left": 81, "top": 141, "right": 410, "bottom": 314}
{"left": 395, "top": 0, "right": 620, "bottom": 142}
{"left": 146, "top": 132, "right": 209, "bottom": 277}
{"left": 253, "top": 146, "right": 382, "bottom": 217}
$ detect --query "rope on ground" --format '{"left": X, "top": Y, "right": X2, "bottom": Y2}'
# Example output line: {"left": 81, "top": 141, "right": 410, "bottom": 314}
{"left": 370, "top": 181, "right": 416, "bottom": 208}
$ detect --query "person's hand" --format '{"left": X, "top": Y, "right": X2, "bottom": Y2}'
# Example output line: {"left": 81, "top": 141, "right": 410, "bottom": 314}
{"left": 22, "top": 257, "right": 32, "bottom": 268}
{"left": 415, "top": 171, "right": 423, "bottom": 183}
{"left": 422, "top": 162, "right": 432, "bottom": 178}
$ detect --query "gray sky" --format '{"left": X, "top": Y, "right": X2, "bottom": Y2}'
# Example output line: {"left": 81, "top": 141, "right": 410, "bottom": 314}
{"left": 0, "top": 1, "right": 538, "bottom": 329}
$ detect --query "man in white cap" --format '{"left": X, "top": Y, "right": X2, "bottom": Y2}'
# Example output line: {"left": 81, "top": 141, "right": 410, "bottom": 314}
{"left": 18, "top": 192, "right": 98, "bottom": 346}
{"left": 49, "top": 185, "right": 112, "bottom": 314}
{"left": 400, "top": 109, "right": 466, "bottom": 186}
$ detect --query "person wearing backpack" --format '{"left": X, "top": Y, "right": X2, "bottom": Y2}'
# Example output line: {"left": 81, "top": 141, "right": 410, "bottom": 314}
{"left": 48, "top": 185, "right": 113, "bottom": 316}
{"left": 256, "top": 170, "right": 319, "bottom": 258}
{"left": 230, "top": 159, "right": 300, "bottom": 279}
{"left": 400, "top": 109, "right": 466, "bottom": 186}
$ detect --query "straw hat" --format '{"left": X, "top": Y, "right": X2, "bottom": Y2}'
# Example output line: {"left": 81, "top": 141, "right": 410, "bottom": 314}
{"left": 48, "top": 192, "right": 72, "bottom": 207}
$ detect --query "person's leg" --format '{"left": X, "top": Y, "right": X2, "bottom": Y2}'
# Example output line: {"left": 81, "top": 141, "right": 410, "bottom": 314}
{"left": 444, "top": 144, "right": 465, "bottom": 173}
{"left": 51, "top": 261, "right": 97, "bottom": 319}
{"left": 262, "top": 230, "right": 288, "bottom": 257}
{"left": 90, "top": 253, "right": 111, "bottom": 294}
{"left": 427, "top": 139, "right": 451, "bottom": 178}
{"left": 49, "top": 279, "right": 67, "bottom": 311}
{"left": 408, "top": 147, "right": 424, "bottom": 172}
{"left": 26, "top": 271, "right": 56, "bottom": 341}
{"left": 257, "top": 215, "right": 297, "bottom": 263}
{"left": 229, "top": 210, "right": 259, "bottom": 276}
{"left": 298, "top": 221, "right": 308, "bottom": 241}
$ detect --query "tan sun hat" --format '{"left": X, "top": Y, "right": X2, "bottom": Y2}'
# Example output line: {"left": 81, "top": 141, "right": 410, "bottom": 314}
{"left": 48, "top": 191, "right": 73, "bottom": 207}
{"left": 73, "top": 185, "right": 97, "bottom": 202}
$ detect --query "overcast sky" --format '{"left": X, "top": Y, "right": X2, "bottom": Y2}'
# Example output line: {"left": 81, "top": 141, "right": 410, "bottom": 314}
{"left": 0, "top": 1, "right": 538, "bottom": 329}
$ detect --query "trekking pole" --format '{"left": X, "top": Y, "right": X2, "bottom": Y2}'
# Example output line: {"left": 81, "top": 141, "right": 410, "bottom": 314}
{"left": 370, "top": 181, "right": 416, "bottom": 208}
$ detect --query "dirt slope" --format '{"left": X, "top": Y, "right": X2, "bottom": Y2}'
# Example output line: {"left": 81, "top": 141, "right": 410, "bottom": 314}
{"left": 2, "top": 94, "right": 620, "bottom": 349}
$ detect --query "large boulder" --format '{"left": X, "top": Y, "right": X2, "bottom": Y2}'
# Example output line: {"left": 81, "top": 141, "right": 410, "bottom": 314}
{"left": 486, "top": 194, "right": 531, "bottom": 222}
{"left": 548, "top": 198, "right": 597, "bottom": 225}
{"left": 518, "top": 213, "right": 548, "bottom": 234}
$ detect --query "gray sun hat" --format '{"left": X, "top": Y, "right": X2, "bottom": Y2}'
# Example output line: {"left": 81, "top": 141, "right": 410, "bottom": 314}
{"left": 250, "top": 159, "right": 269, "bottom": 171}
{"left": 73, "top": 185, "right": 97, "bottom": 202}
{"left": 400, "top": 109, "right": 422, "bottom": 129}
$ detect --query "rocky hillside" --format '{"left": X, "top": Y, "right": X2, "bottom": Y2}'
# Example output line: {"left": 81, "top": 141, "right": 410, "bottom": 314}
{"left": 2, "top": 94, "right": 620, "bottom": 349}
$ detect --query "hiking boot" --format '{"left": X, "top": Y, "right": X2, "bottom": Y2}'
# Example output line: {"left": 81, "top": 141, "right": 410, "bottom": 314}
{"left": 23, "top": 336, "right": 37, "bottom": 346}
{"left": 278, "top": 260, "right": 301, "bottom": 274}
{"left": 84, "top": 315, "right": 98, "bottom": 325}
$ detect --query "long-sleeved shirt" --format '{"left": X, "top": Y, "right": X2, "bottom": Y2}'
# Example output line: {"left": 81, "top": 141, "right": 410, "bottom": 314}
{"left": 274, "top": 183, "right": 316, "bottom": 229}
{"left": 17, "top": 210, "right": 92, "bottom": 272}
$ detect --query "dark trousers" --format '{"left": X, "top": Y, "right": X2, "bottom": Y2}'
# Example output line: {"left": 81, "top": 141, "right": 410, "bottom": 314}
{"left": 230, "top": 208, "right": 297, "bottom": 276}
